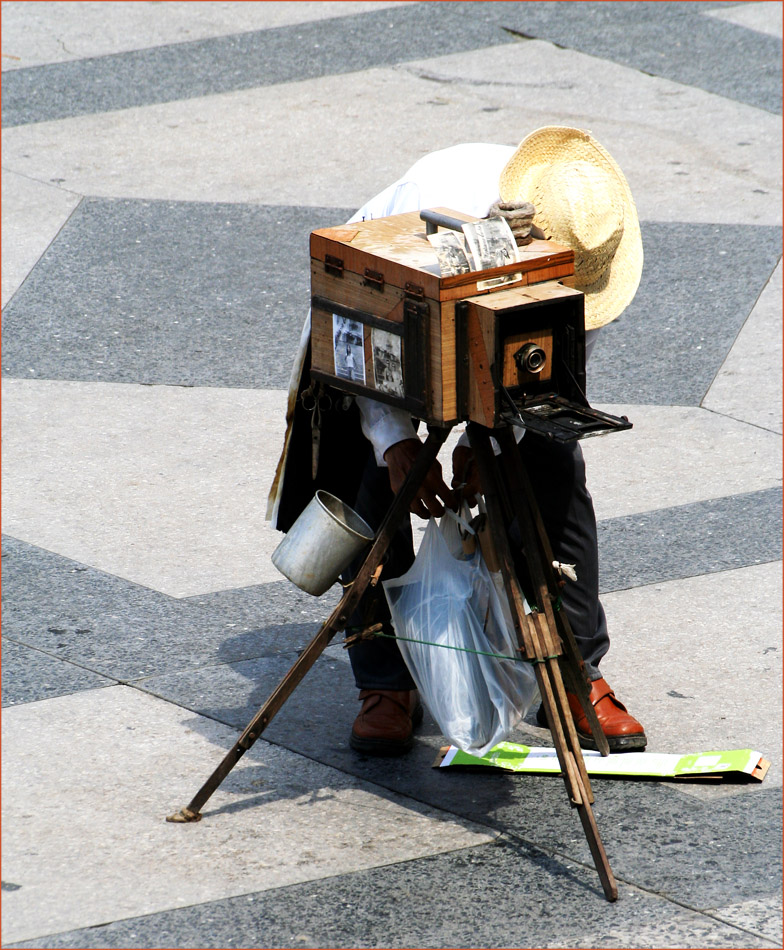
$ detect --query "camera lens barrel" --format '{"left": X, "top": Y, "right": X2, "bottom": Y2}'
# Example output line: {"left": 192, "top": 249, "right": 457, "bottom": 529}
{"left": 514, "top": 342, "right": 547, "bottom": 374}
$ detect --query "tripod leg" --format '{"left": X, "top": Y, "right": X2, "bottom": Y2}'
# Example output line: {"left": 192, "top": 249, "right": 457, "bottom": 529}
{"left": 494, "top": 428, "right": 609, "bottom": 757}
{"left": 466, "top": 424, "right": 617, "bottom": 901}
{"left": 167, "top": 425, "right": 451, "bottom": 823}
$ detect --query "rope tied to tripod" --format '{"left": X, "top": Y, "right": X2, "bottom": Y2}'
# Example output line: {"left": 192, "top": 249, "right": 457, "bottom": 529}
{"left": 342, "top": 624, "right": 557, "bottom": 665}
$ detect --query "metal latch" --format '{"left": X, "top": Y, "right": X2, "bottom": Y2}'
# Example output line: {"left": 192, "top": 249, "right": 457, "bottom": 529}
{"left": 324, "top": 255, "right": 344, "bottom": 278}
{"left": 404, "top": 281, "right": 425, "bottom": 301}
{"left": 363, "top": 268, "right": 385, "bottom": 292}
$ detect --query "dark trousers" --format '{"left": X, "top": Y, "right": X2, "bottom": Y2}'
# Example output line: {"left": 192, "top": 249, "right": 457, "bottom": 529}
{"left": 342, "top": 433, "right": 609, "bottom": 690}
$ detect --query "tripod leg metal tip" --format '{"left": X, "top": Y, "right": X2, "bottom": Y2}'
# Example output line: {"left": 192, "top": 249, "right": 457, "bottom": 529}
{"left": 166, "top": 807, "right": 201, "bottom": 823}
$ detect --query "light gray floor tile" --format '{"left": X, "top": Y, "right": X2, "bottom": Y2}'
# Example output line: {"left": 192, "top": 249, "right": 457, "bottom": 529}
{"left": 1, "top": 380, "right": 293, "bottom": 596}
{"left": 583, "top": 405, "right": 781, "bottom": 521}
{"left": 600, "top": 562, "right": 783, "bottom": 786}
{"left": 3, "top": 44, "right": 780, "bottom": 221}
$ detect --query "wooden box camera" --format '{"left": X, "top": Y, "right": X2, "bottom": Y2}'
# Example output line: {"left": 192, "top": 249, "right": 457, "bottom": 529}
{"left": 310, "top": 209, "right": 630, "bottom": 441}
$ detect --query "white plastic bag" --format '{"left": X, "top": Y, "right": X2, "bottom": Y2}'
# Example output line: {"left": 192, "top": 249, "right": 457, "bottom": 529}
{"left": 383, "top": 511, "right": 539, "bottom": 756}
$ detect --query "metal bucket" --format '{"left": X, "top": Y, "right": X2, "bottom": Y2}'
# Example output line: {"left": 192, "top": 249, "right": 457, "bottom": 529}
{"left": 271, "top": 490, "right": 374, "bottom": 596}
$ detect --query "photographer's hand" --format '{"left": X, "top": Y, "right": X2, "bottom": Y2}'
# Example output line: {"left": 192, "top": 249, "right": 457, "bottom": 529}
{"left": 451, "top": 445, "right": 482, "bottom": 506}
{"left": 384, "top": 438, "right": 456, "bottom": 519}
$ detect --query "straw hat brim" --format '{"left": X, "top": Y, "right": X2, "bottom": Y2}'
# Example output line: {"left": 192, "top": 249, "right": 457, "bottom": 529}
{"left": 499, "top": 126, "right": 643, "bottom": 330}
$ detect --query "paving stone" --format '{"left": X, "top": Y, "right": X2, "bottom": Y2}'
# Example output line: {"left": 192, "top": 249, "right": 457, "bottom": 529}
{"left": 707, "top": 0, "right": 783, "bottom": 39}
{"left": 597, "top": 488, "right": 783, "bottom": 592}
{"left": 0, "top": 537, "right": 328, "bottom": 681}
{"left": 583, "top": 405, "right": 782, "bottom": 521}
{"left": 1, "top": 637, "right": 115, "bottom": 707}
{"left": 1, "top": 381, "right": 294, "bottom": 596}
{"left": 704, "top": 259, "right": 783, "bottom": 433}
{"left": 0, "top": 199, "right": 353, "bottom": 389}
{"left": 0, "top": 170, "right": 81, "bottom": 307}
{"left": 0, "top": 686, "right": 494, "bottom": 945}
{"left": 5, "top": 841, "right": 780, "bottom": 949}
{"left": 0, "top": 2, "right": 407, "bottom": 70}
{"left": 587, "top": 223, "right": 783, "bottom": 406}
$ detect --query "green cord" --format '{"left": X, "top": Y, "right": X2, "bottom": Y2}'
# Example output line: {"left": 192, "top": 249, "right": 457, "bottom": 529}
{"left": 369, "top": 629, "right": 557, "bottom": 665}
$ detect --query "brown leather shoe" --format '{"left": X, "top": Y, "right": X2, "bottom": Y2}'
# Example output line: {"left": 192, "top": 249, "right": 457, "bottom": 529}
{"left": 570, "top": 677, "right": 646, "bottom": 752}
{"left": 537, "top": 677, "right": 646, "bottom": 752}
{"left": 350, "top": 689, "right": 423, "bottom": 756}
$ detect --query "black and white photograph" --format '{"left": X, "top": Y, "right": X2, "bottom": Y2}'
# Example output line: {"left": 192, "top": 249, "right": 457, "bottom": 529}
{"left": 463, "top": 216, "right": 519, "bottom": 270}
{"left": 332, "top": 313, "right": 366, "bottom": 384}
{"left": 371, "top": 327, "right": 405, "bottom": 397}
{"left": 427, "top": 229, "right": 473, "bottom": 276}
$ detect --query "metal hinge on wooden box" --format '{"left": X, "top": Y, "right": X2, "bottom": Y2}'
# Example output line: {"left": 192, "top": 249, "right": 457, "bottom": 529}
{"left": 310, "top": 207, "right": 630, "bottom": 441}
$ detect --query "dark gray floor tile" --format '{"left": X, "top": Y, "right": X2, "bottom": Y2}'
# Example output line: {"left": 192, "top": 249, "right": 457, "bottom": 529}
{"left": 598, "top": 488, "right": 783, "bottom": 592}
{"left": 4, "top": 202, "right": 780, "bottom": 402}
{"left": 1, "top": 3, "right": 506, "bottom": 126}
{"left": 140, "top": 650, "right": 782, "bottom": 914}
{"left": 6, "top": 838, "right": 777, "bottom": 949}
{"left": 588, "top": 223, "right": 782, "bottom": 406}
{"left": 182, "top": 581, "right": 341, "bottom": 629}
{"left": 1, "top": 537, "right": 329, "bottom": 682}
{"left": 0, "top": 199, "right": 353, "bottom": 389}
{"left": 483, "top": 0, "right": 782, "bottom": 115}
{"left": 1, "top": 638, "right": 115, "bottom": 706}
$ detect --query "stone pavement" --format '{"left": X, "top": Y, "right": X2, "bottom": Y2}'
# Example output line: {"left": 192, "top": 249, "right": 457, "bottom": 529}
{"left": 1, "top": 2, "right": 781, "bottom": 947}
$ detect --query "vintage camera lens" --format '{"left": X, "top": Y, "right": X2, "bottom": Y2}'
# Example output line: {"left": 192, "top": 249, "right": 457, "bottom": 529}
{"left": 514, "top": 343, "right": 547, "bottom": 374}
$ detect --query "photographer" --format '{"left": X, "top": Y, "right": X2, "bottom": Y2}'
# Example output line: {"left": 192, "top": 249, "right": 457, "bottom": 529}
{"left": 269, "top": 127, "right": 646, "bottom": 758}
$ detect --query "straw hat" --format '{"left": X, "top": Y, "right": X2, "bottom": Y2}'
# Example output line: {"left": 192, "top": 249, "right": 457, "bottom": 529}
{"left": 499, "top": 126, "right": 643, "bottom": 329}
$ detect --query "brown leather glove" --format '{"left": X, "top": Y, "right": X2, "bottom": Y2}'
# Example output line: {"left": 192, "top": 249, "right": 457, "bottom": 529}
{"left": 450, "top": 445, "right": 482, "bottom": 506}
{"left": 487, "top": 199, "right": 537, "bottom": 245}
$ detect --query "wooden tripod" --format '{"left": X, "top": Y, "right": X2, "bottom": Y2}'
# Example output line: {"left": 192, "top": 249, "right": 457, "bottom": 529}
{"left": 167, "top": 422, "right": 618, "bottom": 902}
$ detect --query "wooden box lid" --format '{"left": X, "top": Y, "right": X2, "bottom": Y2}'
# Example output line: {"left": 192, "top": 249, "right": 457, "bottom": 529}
{"left": 310, "top": 208, "right": 574, "bottom": 300}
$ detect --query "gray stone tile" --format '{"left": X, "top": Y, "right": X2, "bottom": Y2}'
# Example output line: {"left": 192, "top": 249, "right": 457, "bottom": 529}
{"left": 597, "top": 488, "right": 783, "bottom": 592}
{"left": 2, "top": 687, "right": 492, "bottom": 945}
{"left": 6, "top": 840, "right": 780, "bottom": 949}
{"left": 588, "top": 223, "right": 782, "bottom": 406}
{"left": 1, "top": 536, "right": 330, "bottom": 680}
{"left": 138, "top": 649, "right": 782, "bottom": 914}
{"left": 0, "top": 3, "right": 505, "bottom": 127}
{"left": 484, "top": 0, "right": 782, "bottom": 114}
{"left": 4, "top": 2, "right": 779, "bottom": 129}
{"left": 0, "top": 198, "right": 352, "bottom": 389}
{"left": 1, "top": 637, "right": 115, "bottom": 706}
{"left": 3, "top": 205, "right": 779, "bottom": 402}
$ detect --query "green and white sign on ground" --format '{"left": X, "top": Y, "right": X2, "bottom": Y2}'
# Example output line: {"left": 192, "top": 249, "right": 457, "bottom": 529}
{"left": 435, "top": 742, "right": 770, "bottom": 783}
